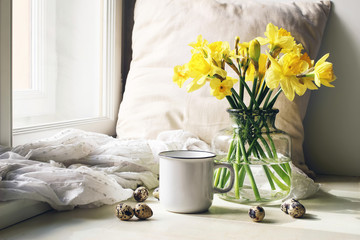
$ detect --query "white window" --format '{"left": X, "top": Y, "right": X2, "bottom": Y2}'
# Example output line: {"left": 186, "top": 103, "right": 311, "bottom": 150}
{"left": 0, "top": 0, "right": 122, "bottom": 228}
{"left": 11, "top": 0, "right": 122, "bottom": 146}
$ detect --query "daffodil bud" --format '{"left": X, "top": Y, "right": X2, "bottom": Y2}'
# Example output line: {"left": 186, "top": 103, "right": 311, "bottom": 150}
{"left": 249, "top": 39, "right": 261, "bottom": 63}
{"left": 235, "top": 36, "right": 240, "bottom": 51}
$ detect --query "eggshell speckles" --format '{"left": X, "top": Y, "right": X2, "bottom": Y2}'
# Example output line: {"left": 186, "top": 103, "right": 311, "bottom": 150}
{"left": 115, "top": 203, "right": 134, "bottom": 221}
{"left": 281, "top": 198, "right": 306, "bottom": 218}
{"left": 288, "top": 202, "right": 306, "bottom": 218}
{"left": 134, "top": 203, "right": 153, "bottom": 220}
{"left": 133, "top": 186, "right": 149, "bottom": 202}
{"left": 248, "top": 206, "right": 265, "bottom": 222}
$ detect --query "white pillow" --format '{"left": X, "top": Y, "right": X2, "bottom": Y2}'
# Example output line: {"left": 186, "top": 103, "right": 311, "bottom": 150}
{"left": 117, "top": 0, "right": 331, "bottom": 177}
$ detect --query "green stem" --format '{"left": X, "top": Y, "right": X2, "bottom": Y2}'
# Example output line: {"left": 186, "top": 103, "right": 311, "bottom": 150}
{"left": 284, "top": 162, "right": 292, "bottom": 176}
{"left": 239, "top": 76, "right": 244, "bottom": 102}
{"left": 238, "top": 77, "right": 260, "bottom": 110}
{"left": 279, "top": 162, "right": 292, "bottom": 176}
{"left": 251, "top": 145, "right": 275, "bottom": 191}
{"left": 214, "top": 168, "right": 222, "bottom": 187}
{"left": 236, "top": 136, "right": 242, "bottom": 164}
{"left": 271, "top": 164, "right": 291, "bottom": 186}
{"left": 214, "top": 133, "right": 236, "bottom": 188}
{"left": 263, "top": 89, "right": 273, "bottom": 109}
{"left": 233, "top": 163, "right": 240, "bottom": 198}
{"left": 237, "top": 113, "right": 274, "bottom": 160}
{"left": 255, "top": 80, "right": 267, "bottom": 104}
{"left": 238, "top": 135, "right": 261, "bottom": 201}
{"left": 267, "top": 168, "right": 291, "bottom": 191}
{"left": 262, "top": 126, "right": 291, "bottom": 186}
{"left": 259, "top": 135, "right": 274, "bottom": 159}
{"left": 230, "top": 88, "right": 247, "bottom": 109}
{"left": 249, "top": 76, "right": 258, "bottom": 110}
{"left": 254, "top": 141, "right": 267, "bottom": 158}
{"left": 262, "top": 165, "right": 276, "bottom": 190}
{"left": 267, "top": 132, "right": 278, "bottom": 159}
{"left": 240, "top": 59, "right": 249, "bottom": 100}
{"left": 226, "top": 61, "right": 260, "bottom": 110}
{"left": 255, "top": 137, "right": 292, "bottom": 188}
{"left": 238, "top": 165, "right": 246, "bottom": 188}
{"left": 226, "top": 135, "right": 236, "bottom": 161}
{"left": 222, "top": 171, "right": 231, "bottom": 188}
{"left": 245, "top": 138, "right": 258, "bottom": 158}
{"left": 233, "top": 135, "right": 243, "bottom": 198}
{"left": 219, "top": 168, "right": 228, "bottom": 188}
{"left": 266, "top": 88, "right": 282, "bottom": 109}
{"left": 226, "top": 95, "right": 238, "bottom": 109}
{"left": 257, "top": 86, "right": 270, "bottom": 107}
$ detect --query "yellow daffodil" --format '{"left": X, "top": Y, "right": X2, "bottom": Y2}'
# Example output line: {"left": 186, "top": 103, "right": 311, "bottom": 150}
{"left": 294, "top": 52, "right": 318, "bottom": 90}
{"left": 313, "top": 53, "right": 336, "bottom": 87}
{"left": 300, "top": 52, "right": 313, "bottom": 67}
{"left": 258, "top": 54, "right": 268, "bottom": 80}
{"left": 173, "top": 64, "right": 189, "bottom": 88}
{"left": 257, "top": 23, "right": 296, "bottom": 55}
{"left": 189, "top": 35, "right": 209, "bottom": 55}
{"left": 299, "top": 76, "right": 318, "bottom": 90}
{"left": 249, "top": 39, "right": 261, "bottom": 63}
{"left": 290, "top": 43, "right": 305, "bottom": 56}
{"left": 265, "top": 52, "right": 309, "bottom": 101}
{"left": 208, "top": 41, "right": 231, "bottom": 63}
{"left": 245, "top": 54, "right": 267, "bottom": 82}
{"left": 210, "top": 76, "right": 238, "bottom": 100}
{"left": 229, "top": 49, "right": 241, "bottom": 61}
{"left": 245, "top": 63, "right": 255, "bottom": 82}
{"left": 185, "top": 53, "right": 227, "bottom": 92}
{"left": 188, "top": 53, "right": 227, "bottom": 79}
{"left": 237, "top": 41, "right": 249, "bottom": 57}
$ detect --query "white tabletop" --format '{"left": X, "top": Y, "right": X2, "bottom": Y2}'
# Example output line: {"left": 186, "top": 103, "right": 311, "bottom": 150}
{"left": 1, "top": 176, "right": 359, "bottom": 240}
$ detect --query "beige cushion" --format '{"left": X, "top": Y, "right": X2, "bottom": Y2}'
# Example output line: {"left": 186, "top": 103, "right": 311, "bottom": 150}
{"left": 117, "top": 0, "right": 331, "bottom": 176}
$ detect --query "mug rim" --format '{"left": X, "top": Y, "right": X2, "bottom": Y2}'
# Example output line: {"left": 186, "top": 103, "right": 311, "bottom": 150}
{"left": 158, "top": 150, "right": 216, "bottom": 160}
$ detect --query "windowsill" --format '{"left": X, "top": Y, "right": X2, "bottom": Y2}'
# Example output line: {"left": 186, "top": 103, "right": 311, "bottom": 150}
{"left": 0, "top": 175, "right": 359, "bottom": 239}
{"left": 0, "top": 200, "right": 51, "bottom": 229}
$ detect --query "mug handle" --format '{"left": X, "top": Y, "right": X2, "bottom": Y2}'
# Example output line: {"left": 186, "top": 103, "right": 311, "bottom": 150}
{"left": 213, "top": 162, "right": 235, "bottom": 194}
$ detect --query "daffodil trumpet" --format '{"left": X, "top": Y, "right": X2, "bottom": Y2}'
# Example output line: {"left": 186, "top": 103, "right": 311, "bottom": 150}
{"left": 173, "top": 23, "right": 336, "bottom": 202}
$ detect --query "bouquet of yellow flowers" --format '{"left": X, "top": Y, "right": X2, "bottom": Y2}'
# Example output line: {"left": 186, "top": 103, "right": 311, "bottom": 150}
{"left": 173, "top": 23, "right": 335, "bottom": 203}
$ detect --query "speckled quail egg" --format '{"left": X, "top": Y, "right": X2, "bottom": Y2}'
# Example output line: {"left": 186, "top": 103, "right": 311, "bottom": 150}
{"left": 281, "top": 198, "right": 306, "bottom": 218}
{"left": 288, "top": 201, "right": 306, "bottom": 218}
{"left": 134, "top": 203, "right": 153, "bottom": 220}
{"left": 133, "top": 186, "right": 149, "bottom": 202}
{"left": 153, "top": 187, "right": 159, "bottom": 200}
{"left": 281, "top": 198, "right": 298, "bottom": 214}
{"left": 115, "top": 203, "right": 134, "bottom": 221}
{"left": 248, "top": 206, "right": 265, "bottom": 222}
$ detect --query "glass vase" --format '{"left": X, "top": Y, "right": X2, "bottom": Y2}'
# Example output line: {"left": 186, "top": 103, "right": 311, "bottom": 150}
{"left": 212, "top": 108, "right": 292, "bottom": 204}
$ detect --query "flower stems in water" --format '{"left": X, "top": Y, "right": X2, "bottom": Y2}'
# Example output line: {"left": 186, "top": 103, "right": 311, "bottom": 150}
{"left": 215, "top": 109, "right": 291, "bottom": 202}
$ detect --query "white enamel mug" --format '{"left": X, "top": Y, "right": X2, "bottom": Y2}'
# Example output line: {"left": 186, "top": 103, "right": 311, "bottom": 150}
{"left": 159, "top": 150, "right": 235, "bottom": 213}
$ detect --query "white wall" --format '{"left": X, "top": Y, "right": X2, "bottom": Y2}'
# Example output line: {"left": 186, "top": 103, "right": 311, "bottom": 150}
{"left": 0, "top": 0, "right": 12, "bottom": 147}
{"left": 302, "top": 0, "right": 360, "bottom": 176}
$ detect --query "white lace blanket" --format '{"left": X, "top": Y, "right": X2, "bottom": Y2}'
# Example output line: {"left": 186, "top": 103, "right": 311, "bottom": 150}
{"left": 0, "top": 129, "right": 318, "bottom": 211}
